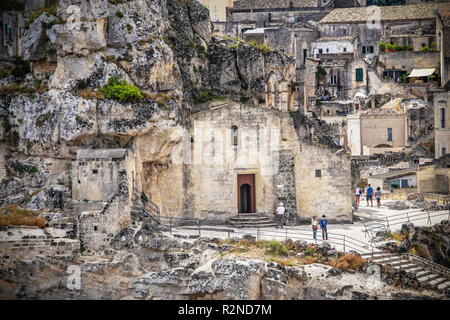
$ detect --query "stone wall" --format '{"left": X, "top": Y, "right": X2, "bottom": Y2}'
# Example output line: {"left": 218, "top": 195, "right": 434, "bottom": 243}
{"left": 294, "top": 143, "right": 352, "bottom": 221}
{"left": 77, "top": 170, "right": 132, "bottom": 255}
{"left": 417, "top": 165, "right": 450, "bottom": 194}
{"left": 71, "top": 149, "right": 135, "bottom": 203}
{"left": 377, "top": 51, "right": 440, "bottom": 76}
{"left": 144, "top": 103, "right": 352, "bottom": 222}
{"left": 276, "top": 150, "right": 299, "bottom": 224}
{"left": 434, "top": 92, "right": 450, "bottom": 159}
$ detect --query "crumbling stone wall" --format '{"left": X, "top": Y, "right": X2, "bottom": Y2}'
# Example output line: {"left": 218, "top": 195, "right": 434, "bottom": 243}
{"left": 276, "top": 150, "right": 299, "bottom": 224}
{"left": 77, "top": 170, "right": 131, "bottom": 255}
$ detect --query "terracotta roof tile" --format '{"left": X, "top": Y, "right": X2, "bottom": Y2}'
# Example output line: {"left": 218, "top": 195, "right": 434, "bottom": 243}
{"left": 320, "top": 3, "right": 450, "bottom": 24}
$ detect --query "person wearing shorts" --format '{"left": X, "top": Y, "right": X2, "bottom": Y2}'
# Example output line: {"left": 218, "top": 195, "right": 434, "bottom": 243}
{"left": 354, "top": 187, "right": 361, "bottom": 206}
{"left": 366, "top": 184, "right": 373, "bottom": 207}
{"left": 375, "top": 187, "right": 382, "bottom": 208}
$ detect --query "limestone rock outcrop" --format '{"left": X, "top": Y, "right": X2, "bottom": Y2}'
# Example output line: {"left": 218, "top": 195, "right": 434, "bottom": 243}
{"left": 0, "top": 230, "right": 444, "bottom": 300}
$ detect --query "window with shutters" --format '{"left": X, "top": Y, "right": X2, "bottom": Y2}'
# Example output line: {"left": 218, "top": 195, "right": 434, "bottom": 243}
{"left": 356, "top": 68, "right": 363, "bottom": 82}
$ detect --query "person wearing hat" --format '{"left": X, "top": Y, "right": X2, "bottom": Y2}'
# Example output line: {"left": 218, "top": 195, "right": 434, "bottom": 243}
{"left": 275, "top": 202, "right": 285, "bottom": 229}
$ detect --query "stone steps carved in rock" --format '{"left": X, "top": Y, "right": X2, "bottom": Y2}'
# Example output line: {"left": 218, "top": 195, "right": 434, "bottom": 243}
{"left": 227, "top": 213, "right": 276, "bottom": 228}
{"left": 364, "top": 251, "right": 450, "bottom": 293}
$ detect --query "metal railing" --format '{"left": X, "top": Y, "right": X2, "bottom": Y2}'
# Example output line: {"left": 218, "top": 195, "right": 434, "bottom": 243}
{"left": 157, "top": 215, "right": 378, "bottom": 255}
{"left": 403, "top": 253, "right": 450, "bottom": 278}
{"left": 362, "top": 208, "right": 450, "bottom": 238}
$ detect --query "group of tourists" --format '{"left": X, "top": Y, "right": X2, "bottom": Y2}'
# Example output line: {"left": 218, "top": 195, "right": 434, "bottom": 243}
{"left": 311, "top": 215, "right": 328, "bottom": 240}
{"left": 353, "top": 184, "right": 382, "bottom": 208}
{"left": 274, "top": 203, "right": 328, "bottom": 241}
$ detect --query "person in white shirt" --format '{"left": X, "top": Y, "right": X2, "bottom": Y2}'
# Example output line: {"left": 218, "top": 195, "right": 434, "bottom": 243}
{"left": 353, "top": 187, "right": 361, "bottom": 206}
{"left": 275, "top": 203, "right": 285, "bottom": 229}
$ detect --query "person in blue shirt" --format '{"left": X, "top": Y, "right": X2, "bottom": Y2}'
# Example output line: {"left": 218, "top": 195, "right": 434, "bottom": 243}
{"left": 319, "top": 215, "right": 328, "bottom": 240}
{"left": 366, "top": 184, "right": 374, "bottom": 207}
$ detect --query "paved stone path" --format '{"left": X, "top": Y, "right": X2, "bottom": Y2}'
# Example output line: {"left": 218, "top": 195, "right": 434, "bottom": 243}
{"left": 164, "top": 200, "right": 449, "bottom": 254}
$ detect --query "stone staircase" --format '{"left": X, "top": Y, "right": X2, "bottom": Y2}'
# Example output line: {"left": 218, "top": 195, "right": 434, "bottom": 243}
{"left": 130, "top": 191, "right": 160, "bottom": 225}
{"left": 227, "top": 213, "right": 276, "bottom": 228}
{"left": 361, "top": 251, "right": 450, "bottom": 293}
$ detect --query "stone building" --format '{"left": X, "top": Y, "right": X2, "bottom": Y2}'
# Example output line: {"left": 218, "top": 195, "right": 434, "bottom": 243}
{"left": 434, "top": 91, "right": 450, "bottom": 159}
{"left": 347, "top": 101, "right": 410, "bottom": 156}
{"left": 198, "top": 0, "right": 236, "bottom": 22}
{"left": 0, "top": 11, "right": 26, "bottom": 59}
{"left": 417, "top": 155, "right": 450, "bottom": 194}
{"left": 71, "top": 149, "right": 135, "bottom": 255}
{"left": 307, "top": 2, "right": 450, "bottom": 107}
{"left": 436, "top": 8, "right": 450, "bottom": 88}
{"left": 144, "top": 102, "right": 353, "bottom": 224}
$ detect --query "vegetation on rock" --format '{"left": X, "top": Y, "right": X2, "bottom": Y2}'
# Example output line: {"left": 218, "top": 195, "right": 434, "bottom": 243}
{"left": 99, "top": 76, "right": 144, "bottom": 103}
{"left": 0, "top": 205, "right": 45, "bottom": 228}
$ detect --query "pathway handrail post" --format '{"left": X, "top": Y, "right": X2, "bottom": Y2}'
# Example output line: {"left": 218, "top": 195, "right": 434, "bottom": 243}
{"left": 169, "top": 217, "right": 172, "bottom": 232}
{"left": 198, "top": 220, "right": 201, "bottom": 237}
{"left": 343, "top": 235, "right": 346, "bottom": 253}
{"left": 427, "top": 209, "right": 431, "bottom": 225}
{"left": 406, "top": 212, "right": 410, "bottom": 223}
{"left": 285, "top": 228, "right": 288, "bottom": 240}
{"left": 227, "top": 230, "right": 230, "bottom": 239}
{"left": 386, "top": 217, "right": 390, "bottom": 230}
{"left": 257, "top": 227, "right": 260, "bottom": 241}
{"left": 371, "top": 242, "right": 374, "bottom": 260}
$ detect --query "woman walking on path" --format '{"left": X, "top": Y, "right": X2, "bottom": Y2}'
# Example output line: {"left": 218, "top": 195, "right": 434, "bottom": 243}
{"left": 353, "top": 186, "right": 361, "bottom": 206}
{"left": 311, "top": 216, "right": 319, "bottom": 241}
{"left": 375, "top": 187, "right": 382, "bottom": 208}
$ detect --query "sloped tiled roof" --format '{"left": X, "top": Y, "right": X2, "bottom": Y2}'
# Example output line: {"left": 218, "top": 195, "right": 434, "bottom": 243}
{"left": 320, "top": 3, "right": 450, "bottom": 24}
{"left": 313, "top": 36, "right": 356, "bottom": 42}
{"left": 234, "top": 0, "right": 319, "bottom": 10}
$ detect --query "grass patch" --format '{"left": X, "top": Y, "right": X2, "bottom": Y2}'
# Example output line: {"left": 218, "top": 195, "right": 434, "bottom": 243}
{"left": 78, "top": 89, "right": 104, "bottom": 100}
{"left": 265, "top": 239, "right": 289, "bottom": 256}
{"left": 29, "top": 2, "right": 58, "bottom": 24}
{"left": 247, "top": 40, "right": 271, "bottom": 53}
{"left": 330, "top": 253, "right": 364, "bottom": 271}
{"left": 99, "top": 76, "right": 143, "bottom": 103}
{"left": 384, "top": 232, "right": 407, "bottom": 242}
{"left": 35, "top": 112, "right": 52, "bottom": 127}
{"left": 192, "top": 87, "right": 226, "bottom": 104}
{"left": 0, "top": 84, "right": 34, "bottom": 95}
{"left": 0, "top": 205, "right": 45, "bottom": 228}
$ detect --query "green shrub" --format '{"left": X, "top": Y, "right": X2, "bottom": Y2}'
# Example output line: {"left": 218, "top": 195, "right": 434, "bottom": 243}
{"left": 29, "top": 2, "right": 58, "bottom": 24}
{"left": 35, "top": 112, "right": 52, "bottom": 127}
{"left": 99, "top": 76, "right": 143, "bottom": 103}
{"left": 247, "top": 40, "right": 271, "bottom": 53}
{"left": 141, "top": 191, "right": 149, "bottom": 203}
{"left": 419, "top": 42, "right": 437, "bottom": 52}
{"left": 265, "top": 239, "right": 289, "bottom": 256}
{"left": 116, "top": 11, "right": 124, "bottom": 18}
{"left": 11, "top": 56, "right": 30, "bottom": 78}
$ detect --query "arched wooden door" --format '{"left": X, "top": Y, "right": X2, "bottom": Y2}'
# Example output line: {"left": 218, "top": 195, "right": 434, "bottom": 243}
{"left": 237, "top": 174, "right": 255, "bottom": 213}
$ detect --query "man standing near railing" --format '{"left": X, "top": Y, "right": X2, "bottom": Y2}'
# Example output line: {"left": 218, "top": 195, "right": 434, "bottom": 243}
{"left": 320, "top": 215, "right": 328, "bottom": 240}
{"left": 275, "top": 202, "right": 285, "bottom": 229}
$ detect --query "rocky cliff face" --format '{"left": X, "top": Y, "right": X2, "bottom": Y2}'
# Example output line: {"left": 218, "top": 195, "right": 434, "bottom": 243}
{"left": 0, "top": 226, "right": 443, "bottom": 300}
{"left": 379, "top": 221, "right": 450, "bottom": 268}
{"left": 2, "top": 0, "right": 294, "bottom": 156}
{"left": 0, "top": 0, "right": 295, "bottom": 208}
